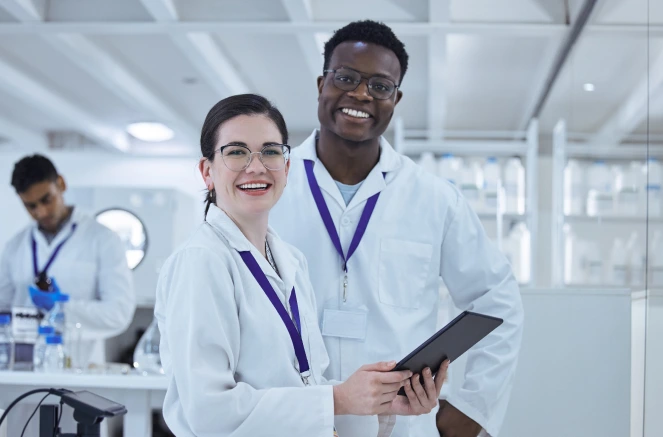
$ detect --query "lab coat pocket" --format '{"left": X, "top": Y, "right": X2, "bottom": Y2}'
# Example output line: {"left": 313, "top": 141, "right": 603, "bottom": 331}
{"left": 378, "top": 239, "right": 433, "bottom": 309}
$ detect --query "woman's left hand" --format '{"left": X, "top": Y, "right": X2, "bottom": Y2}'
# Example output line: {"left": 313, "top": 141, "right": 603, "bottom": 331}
{"left": 385, "top": 360, "right": 449, "bottom": 416}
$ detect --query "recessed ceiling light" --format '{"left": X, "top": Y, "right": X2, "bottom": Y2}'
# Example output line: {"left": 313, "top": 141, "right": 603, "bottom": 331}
{"left": 126, "top": 122, "right": 174, "bottom": 142}
{"left": 583, "top": 83, "right": 595, "bottom": 92}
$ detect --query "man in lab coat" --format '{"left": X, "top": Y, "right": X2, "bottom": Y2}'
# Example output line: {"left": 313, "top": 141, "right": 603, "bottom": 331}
{"left": 270, "top": 20, "right": 523, "bottom": 437}
{"left": 0, "top": 154, "right": 135, "bottom": 433}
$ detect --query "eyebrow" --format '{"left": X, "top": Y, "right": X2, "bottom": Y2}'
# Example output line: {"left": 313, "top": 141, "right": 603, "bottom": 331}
{"left": 223, "top": 141, "right": 282, "bottom": 147}
{"left": 25, "top": 193, "right": 50, "bottom": 208}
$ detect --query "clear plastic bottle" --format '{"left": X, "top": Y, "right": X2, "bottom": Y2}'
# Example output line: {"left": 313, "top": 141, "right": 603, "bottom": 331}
{"left": 438, "top": 153, "right": 462, "bottom": 185}
{"left": 42, "top": 335, "right": 65, "bottom": 373}
{"left": 418, "top": 152, "right": 438, "bottom": 176}
{"left": 503, "top": 157, "right": 525, "bottom": 214}
{"left": 564, "top": 225, "right": 585, "bottom": 285}
{"left": 564, "top": 159, "right": 585, "bottom": 216}
{"left": 646, "top": 158, "right": 662, "bottom": 217}
{"left": 586, "top": 160, "right": 613, "bottom": 216}
{"left": 615, "top": 162, "right": 642, "bottom": 217}
{"left": 505, "top": 223, "right": 531, "bottom": 284}
{"left": 483, "top": 157, "right": 501, "bottom": 213}
{"left": 584, "top": 241, "right": 604, "bottom": 285}
{"left": 0, "top": 314, "right": 14, "bottom": 371}
{"left": 133, "top": 318, "right": 163, "bottom": 375}
{"left": 47, "top": 293, "right": 69, "bottom": 335}
{"left": 609, "top": 238, "right": 628, "bottom": 286}
{"left": 33, "top": 325, "right": 55, "bottom": 372}
{"left": 460, "top": 161, "right": 483, "bottom": 211}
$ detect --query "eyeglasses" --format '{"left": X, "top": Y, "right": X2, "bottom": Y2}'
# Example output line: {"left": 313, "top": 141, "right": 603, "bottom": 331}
{"left": 215, "top": 144, "right": 291, "bottom": 172}
{"left": 323, "top": 67, "right": 400, "bottom": 100}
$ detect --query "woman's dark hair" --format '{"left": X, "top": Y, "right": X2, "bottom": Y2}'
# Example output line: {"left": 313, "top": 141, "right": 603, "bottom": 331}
{"left": 11, "top": 154, "right": 59, "bottom": 194}
{"left": 200, "top": 94, "right": 289, "bottom": 217}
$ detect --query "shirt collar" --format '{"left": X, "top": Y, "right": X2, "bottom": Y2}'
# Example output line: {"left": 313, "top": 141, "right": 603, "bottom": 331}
{"left": 294, "top": 129, "right": 403, "bottom": 174}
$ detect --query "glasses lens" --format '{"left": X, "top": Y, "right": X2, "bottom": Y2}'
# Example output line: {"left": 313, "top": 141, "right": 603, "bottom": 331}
{"left": 260, "top": 145, "right": 287, "bottom": 170}
{"left": 368, "top": 77, "right": 396, "bottom": 99}
{"left": 333, "top": 69, "right": 360, "bottom": 91}
{"left": 221, "top": 145, "right": 251, "bottom": 171}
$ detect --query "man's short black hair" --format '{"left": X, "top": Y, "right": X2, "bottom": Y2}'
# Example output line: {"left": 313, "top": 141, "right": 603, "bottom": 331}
{"left": 323, "top": 20, "right": 409, "bottom": 83}
{"left": 11, "top": 154, "right": 59, "bottom": 194}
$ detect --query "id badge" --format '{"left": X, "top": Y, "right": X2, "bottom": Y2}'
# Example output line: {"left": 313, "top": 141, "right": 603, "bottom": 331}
{"left": 322, "top": 309, "right": 368, "bottom": 341}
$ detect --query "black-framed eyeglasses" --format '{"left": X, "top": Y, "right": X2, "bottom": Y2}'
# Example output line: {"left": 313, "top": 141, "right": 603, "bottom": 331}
{"left": 323, "top": 67, "right": 400, "bottom": 100}
{"left": 214, "top": 144, "right": 291, "bottom": 172}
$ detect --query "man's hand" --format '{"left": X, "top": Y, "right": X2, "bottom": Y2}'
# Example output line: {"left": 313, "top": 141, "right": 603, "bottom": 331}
{"left": 436, "top": 400, "right": 482, "bottom": 437}
{"left": 386, "top": 360, "right": 448, "bottom": 416}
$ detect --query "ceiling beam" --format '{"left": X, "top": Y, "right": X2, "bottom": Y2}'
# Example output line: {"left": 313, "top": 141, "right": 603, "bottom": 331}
{"left": 525, "top": 0, "right": 599, "bottom": 121}
{"left": 0, "top": 20, "right": 573, "bottom": 36}
{"left": 0, "top": 116, "right": 47, "bottom": 150}
{"left": 44, "top": 34, "right": 200, "bottom": 144}
{"left": 0, "top": 0, "right": 44, "bottom": 21}
{"left": 1, "top": 0, "right": 198, "bottom": 147}
{"left": 590, "top": 49, "right": 663, "bottom": 146}
{"left": 282, "top": 0, "right": 323, "bottom": 79}
{"left": 0, "top": 57, "right": 129, "bottom": 152}
{"left": 427, "top": 0, "right": 450, "bottom": 139}
{"left": 140, "top": 0, "right": 249, "bottom": 97}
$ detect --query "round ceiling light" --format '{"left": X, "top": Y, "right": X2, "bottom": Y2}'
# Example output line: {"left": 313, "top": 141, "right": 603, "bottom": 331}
{"left": 583, "top": 83, "right": 595, "bottom": 92}
{"left": 127, "top": 122, "right": 174, "bottom": 142}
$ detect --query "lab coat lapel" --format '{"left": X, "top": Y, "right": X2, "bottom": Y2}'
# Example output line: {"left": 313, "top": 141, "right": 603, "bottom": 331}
{"left": 266, "top": 229, "right": 300, "bottom": 299}
{"left": 205, "top": 206, "right": 285, "bottom": 287}
{"left": 346, "top": 136, "right": 402, "bottom": 211}
{"left": 295, "top": 131, "right": 347, "bottom": 210}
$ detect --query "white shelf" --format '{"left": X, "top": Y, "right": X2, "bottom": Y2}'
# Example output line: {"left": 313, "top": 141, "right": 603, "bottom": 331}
{"left": 564, "top": 214, "right": 663, "bottom": 224}
{"left": 478, "top": 212, "right": 528, "bottom": 221}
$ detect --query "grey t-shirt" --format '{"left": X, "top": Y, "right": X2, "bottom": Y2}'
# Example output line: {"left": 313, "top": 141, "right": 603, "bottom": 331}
{"left": 334, "top": 180, "right": 364, "bottom": 206}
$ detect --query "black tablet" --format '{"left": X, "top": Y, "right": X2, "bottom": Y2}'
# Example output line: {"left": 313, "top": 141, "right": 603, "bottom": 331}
{"left": 393, "top": 311, "right": 503, "bottom": 395}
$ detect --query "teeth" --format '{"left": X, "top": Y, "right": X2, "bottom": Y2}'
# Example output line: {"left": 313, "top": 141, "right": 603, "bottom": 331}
{"left": 342, "top": 108, "right": 370, "bottom": 119}
{"left": 239, "top": 183, "right": 268, "bottom": 189}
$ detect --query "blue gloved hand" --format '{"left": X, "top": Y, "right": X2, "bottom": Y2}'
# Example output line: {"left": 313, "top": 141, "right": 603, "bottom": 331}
{"left": 28, "top": 278, "right": 62, "bottom": 311}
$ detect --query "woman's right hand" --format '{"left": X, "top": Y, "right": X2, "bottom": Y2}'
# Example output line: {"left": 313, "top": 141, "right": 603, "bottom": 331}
{"left": 333, "top": 361, "right": 412, "bottom": 416}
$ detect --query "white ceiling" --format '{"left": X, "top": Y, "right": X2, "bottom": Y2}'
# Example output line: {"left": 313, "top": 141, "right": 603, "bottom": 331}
{"left": 0, "top": 0, "right": 660, "bottom": 155}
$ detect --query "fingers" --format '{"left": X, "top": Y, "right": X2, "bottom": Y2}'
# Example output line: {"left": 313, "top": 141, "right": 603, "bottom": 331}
{"left": 403, "top": 378, "right": 424, "bottom": 410}
{"left": 410, "top": 373, "right": 428, "bottom": 407}
{"left": 378, "top": 369, "right": 412, "bottom": 384}
{"left": 360, "top": 360, "right": 397, "bottom": 372}
{"left": 434, "top": 360, "right": 450, "bottom": 394}
{"left": 422, "top": 367, "right": 438, "bottom": 401}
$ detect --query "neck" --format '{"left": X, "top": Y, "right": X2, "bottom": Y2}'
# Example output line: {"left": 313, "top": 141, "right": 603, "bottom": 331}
{"left": 317, "top": 128, "right": 381, "bottom": 185}
{"left": 222, "top": 208, "right": 269, "bottom": 257}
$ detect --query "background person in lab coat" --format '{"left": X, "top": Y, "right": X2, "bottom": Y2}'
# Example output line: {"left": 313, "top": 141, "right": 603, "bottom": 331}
{"left": 0, "top": 154, "right": 135, "bottom": 435}
{"left": 270, "top": 20, "right": 524, "bottom": 437}
{"left": 155, "top": 94, "right": 449, "bottom": 437}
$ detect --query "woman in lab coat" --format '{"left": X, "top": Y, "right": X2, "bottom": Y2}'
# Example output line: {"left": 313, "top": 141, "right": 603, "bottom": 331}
{"left": 155, "top": 94, "right": 449, "bottom": 437}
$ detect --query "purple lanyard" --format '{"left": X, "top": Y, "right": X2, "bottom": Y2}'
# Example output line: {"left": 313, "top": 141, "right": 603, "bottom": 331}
{"left": 303, "top": 160, "right": 383, "bottom": 272}
{"left": 304, "top": 159, "right": 383, "bottom": 300}
{"left": 238, "top": 250, "right": 311, "bottom": 384}
{"left": 31, "top": 223, "right": 78, "bottom": 279}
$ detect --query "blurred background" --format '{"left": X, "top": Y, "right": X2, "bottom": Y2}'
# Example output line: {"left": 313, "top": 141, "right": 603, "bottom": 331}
{"left": 0, "top": 0, "right": 660, "bottom": 436}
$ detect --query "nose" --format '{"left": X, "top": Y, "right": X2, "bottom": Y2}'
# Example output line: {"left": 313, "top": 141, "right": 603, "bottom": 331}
{"left": 34, "top": 205, "right": 49, "bottom": 220}
{"left": 347, "top": 79, "right": 373, "bottom": 102}
{"left": 245, "top": 152, "right": 267, "bottom": 174}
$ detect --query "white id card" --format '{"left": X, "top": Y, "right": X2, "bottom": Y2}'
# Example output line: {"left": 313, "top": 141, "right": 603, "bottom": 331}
{"left": 322, "top": 309, "right": 368, "bottom": 340}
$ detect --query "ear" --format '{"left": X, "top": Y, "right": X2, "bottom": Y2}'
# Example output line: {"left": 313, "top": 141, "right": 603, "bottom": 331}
{"left": 57, "top": 175, "right": 67, "bottom": 192}
{"left": 199, "top": 158, "right": 214, "bottom": 190}
{"left": 394, "top": 89, "right": 403, "bottom": 106}
{"left": 317, "top": 75, "right": 324, "bottom": 98}
{"left": 284, "top": 157, "right": 291, "bottom": 179}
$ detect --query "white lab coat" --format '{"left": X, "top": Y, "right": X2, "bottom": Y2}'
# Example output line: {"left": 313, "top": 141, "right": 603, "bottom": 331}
{"left": 0, "top": 207, "right": 135, "bottom": 362}
{"left": 155, "top": 205, "right": 340, "bottom": 437}
{"left": 270, "top": 131, "right": 524, "bottom": 437}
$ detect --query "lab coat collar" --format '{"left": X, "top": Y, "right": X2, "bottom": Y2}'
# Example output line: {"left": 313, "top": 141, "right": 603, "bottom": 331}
{"left": 31, "top": 206, "right": 88, "bottom": 248}
{"left": 206, "top": 205, "right": 299, "bottom": 292}
{"left": 295, "top": 129, "right": 403, "bottom": 211}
